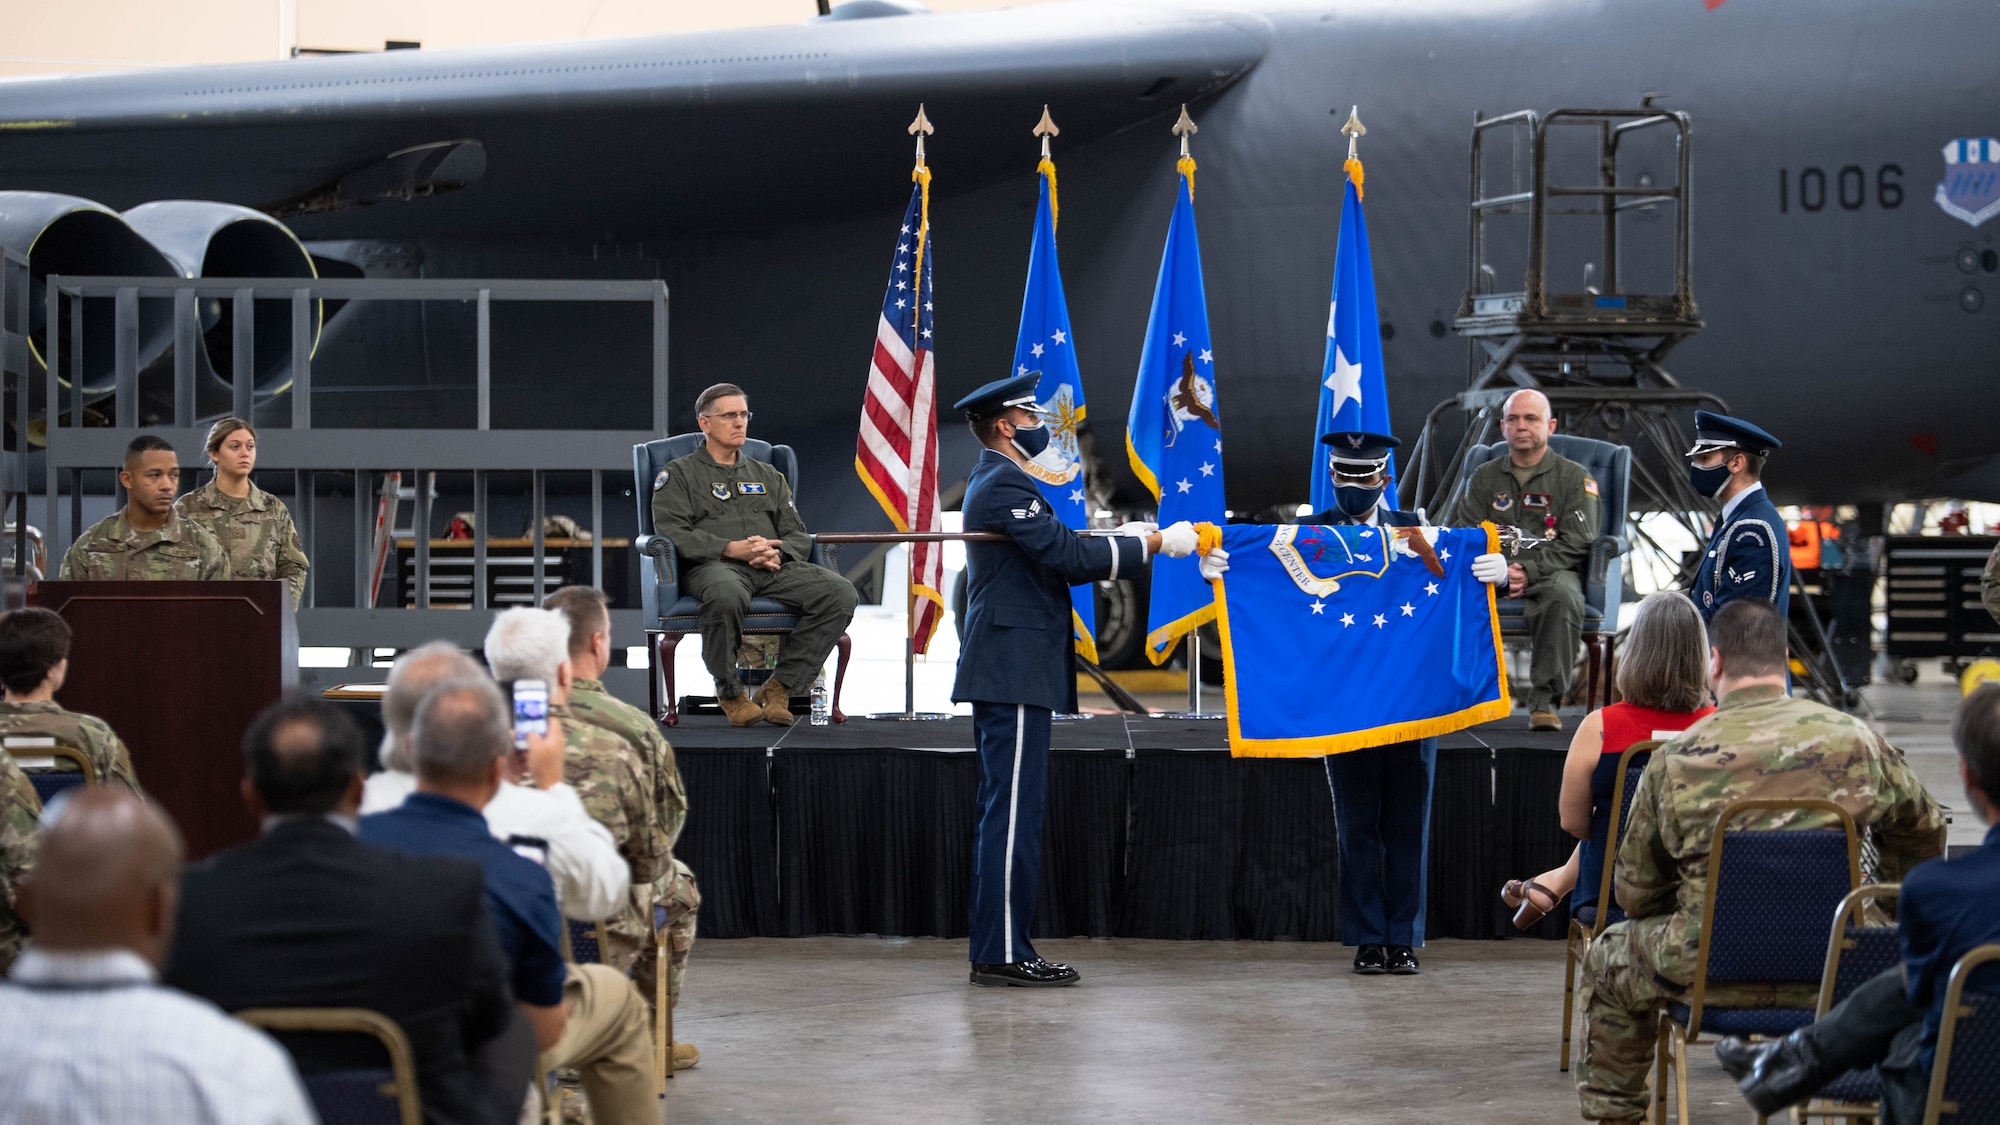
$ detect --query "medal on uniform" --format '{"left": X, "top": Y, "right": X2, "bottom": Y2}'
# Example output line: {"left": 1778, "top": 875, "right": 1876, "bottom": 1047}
{"left": 711, "top": 482, "right": 730, "bottom": 501}
{"left": 1544, "top": 514, "right": 1557, "bottom": 541}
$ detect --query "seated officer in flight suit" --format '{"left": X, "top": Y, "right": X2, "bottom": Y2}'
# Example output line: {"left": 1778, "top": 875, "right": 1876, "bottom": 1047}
{"left": 951, "top": 371, "right": 1197, "bottom": 988}
{"left": 651, "top": 382, "right": 859, "bottom": 727}
{"left": 1684, "top": 410, "right": 1791, "bottom": 623}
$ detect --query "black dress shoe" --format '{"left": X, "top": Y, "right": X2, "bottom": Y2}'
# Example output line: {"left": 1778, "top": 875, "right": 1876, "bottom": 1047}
{"left": 1351, "top": 944, "right": 1388, "bottom": 974}
{"left": 1386, "top": 945, "right": 1420, "bottom": 975}
{"left": 1713, "top": 1035, "right": 1770, "bottom": 1082}
{"left": 970, "top": 960, "right": 1081, "bottom": 987}
{"left": 1738, "top": 1029, "right": 1833, "bottom": 1115}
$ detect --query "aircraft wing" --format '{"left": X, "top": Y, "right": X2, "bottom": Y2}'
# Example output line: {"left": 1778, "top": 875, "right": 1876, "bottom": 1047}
{"left": 0, "top": 3, "right": 1270, "bottom": 237}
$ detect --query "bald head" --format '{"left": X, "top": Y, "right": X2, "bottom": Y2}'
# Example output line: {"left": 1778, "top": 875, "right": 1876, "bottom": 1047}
{"left": 1501, "top": 388, "right": 1557, "bottom": 464}
{"left": 19, "top": 789, "right": 183, "bottom": 965}
{"left": 382, "top": 642, "right": 487, "bottom": 770}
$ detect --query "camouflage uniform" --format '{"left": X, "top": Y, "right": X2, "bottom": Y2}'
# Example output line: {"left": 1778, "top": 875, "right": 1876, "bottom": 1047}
{"left": 0, "top": 752, "right": 40, "bottom": 975}
{"left": 1982, "top": 540, "right": 2000, "bottom": 626}
{"left": 1576, "top": 684, "right": 1947, "bottom": 1121}
{"left": 173, "top": 480, "right": 310, "bottom": 609}
{"left": 1450, "top": 450, "right": 1600, "bottom": 712}
{"left": 567, "top": 676, "right": 697, "bottom": 1007}
{"left": 555, "top": 700, "right": 669, "bottom": 980}
{"left": 0, "top": 700, "right": 144, "bottom": 796}
{"left": 57, "top": 510, "right": 226, "bottom": 582}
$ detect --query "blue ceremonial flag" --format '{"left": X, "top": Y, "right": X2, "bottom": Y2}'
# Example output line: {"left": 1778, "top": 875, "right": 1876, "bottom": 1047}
{"left": 1213, "top": 523, "right": 1510, "bottom": 756}
{"left": 1310, "top": 172, "right": 1397, "bottom": 514}
{"left": 1126, "top": 167, "right": 1225, "bottom": 664}
{"left": 1011, "top": 162, "right": 1098, "bottom": 662}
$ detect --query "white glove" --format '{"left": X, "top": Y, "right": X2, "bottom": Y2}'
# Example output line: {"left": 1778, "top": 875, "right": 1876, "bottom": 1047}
{"left": 1113, "top": 520, "right": 1157, "bottom": 539}
{"left": 1199, "top": 547, "right": 1230, "bottom": 582}
{"left": 1157, "top": 520, "right": 1199, "bottom": 559}
{"left": 1471, "top": 552, "right": 1508, "bottom": 584}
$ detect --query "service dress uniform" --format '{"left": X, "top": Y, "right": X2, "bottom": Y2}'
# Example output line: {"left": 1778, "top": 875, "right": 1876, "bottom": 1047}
{"left": 1307, "top": 432, "right": 1438, "bottom": 974}
{"left": 650, "top": 446, "right": 858, "bottom": 703}
{"left": 173, "top": 479, "right": 310, "bottom": 609}
{"left": 951, "top": 374, "right": 1147, "bottom": 984}
{"left": 1449, "top": 447, "right": 1600, "bottom": 717}
{"left": 58, "top": 509, "right": 226, "bottom": 582}
{"left": 1684, "top": 412, "right": 1792, "bottom": 622}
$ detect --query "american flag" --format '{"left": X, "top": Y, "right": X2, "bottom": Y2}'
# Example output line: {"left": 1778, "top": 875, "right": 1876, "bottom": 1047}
{"left": 855, "top": 176, "right": 945, "bottom": 654}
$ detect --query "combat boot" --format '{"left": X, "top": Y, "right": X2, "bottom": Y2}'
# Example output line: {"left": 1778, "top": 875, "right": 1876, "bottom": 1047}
{"left": 1531, "top": 710, "right": 1563, "bottom": 732}
{"left": 718, "top": 691, "right": 763, "bottom": 727}
{"left": 755, "top": 678, "right": 796, "bottom": 726}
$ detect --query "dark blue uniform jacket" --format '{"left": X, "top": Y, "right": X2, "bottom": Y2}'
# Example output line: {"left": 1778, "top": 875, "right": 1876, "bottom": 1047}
{"left": 952, "top": 449, "right": 1145, "bottom": 712}
{"left": 1691, "top": 484, "right": 1792, "bottom": 621}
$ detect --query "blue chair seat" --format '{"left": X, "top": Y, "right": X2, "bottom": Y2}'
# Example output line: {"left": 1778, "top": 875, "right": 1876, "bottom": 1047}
{"left": 567, "top": 919, "right": 604, "bottom": 964}
{"left": 1815, "top": 1067, "right": 1881, "bottom": 1104}
{"left": 25, "top": 770, "right": 87, "bottom": 805}
{"left": 657, "top": 595, "right": 807, "bottom": 635}
{"left": 300, "top": 1068, "right": 403, "bottom": 1125}
{"left": 1665, "top": 1003, "right": 1816, "bottom": 1037}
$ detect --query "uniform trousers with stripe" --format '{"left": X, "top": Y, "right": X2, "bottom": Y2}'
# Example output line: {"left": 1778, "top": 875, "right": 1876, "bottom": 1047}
{"left": 968, "top": 701, "right": 1052, "bottom": 966}
{"left": 1325, "top": 738, "right": 1437, "bottom": 947}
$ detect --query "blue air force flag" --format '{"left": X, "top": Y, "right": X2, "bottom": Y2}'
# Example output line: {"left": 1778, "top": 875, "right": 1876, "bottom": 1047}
{"left": 1311, "top": 175, "right": 1397, "bottom": 514}
{"left": 1126, "top": 170, "right": 1225, "bottom": 664}
{"left": 1214, "top": 523, "right": 1509, "bottom": 756}
{"left": 1012, "top": 166, "right": 1098, "bottom": 662}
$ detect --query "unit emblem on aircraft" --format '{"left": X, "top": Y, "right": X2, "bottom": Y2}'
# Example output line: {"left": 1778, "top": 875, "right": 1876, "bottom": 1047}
{"left": 1935, "top": 137, "right": 2000, "bottom": 227}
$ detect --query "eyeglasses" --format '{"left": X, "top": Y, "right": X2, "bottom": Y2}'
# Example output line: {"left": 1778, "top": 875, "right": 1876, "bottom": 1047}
{"left": 705, "top": 411, "right": 753, "bottom": 424}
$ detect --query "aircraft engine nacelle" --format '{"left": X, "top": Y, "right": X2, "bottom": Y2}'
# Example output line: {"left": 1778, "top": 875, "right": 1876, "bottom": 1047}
{"left": 0, "top": 191, "right": 178, "bottom": 395}
{"left": 123, "top": 200, "right": 321, "bottom": 399}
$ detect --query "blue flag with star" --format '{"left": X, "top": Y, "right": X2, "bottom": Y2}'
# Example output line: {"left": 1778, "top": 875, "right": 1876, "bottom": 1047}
{"left": 1213, "top": 523, "right": 1510, "bottom": 756}
{"left": 1126, "top": 169, "right": 1225, "bottom": 665}
{"left": 1011, "top": 166, "right": 1098, "bottom": 662}
{"left": 1311, "top": 175, "right": 1398, "bottom": 513}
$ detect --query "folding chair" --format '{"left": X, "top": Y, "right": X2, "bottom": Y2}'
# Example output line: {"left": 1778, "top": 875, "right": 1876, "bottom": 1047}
{"left": 236, "top": 1007, "right": 421, "bottom": 1125}
{"left": 1921, "top": 943, "right": 2000, "bottom": 1125}
{"left": 547, "top": 917, "right": 618, "bottom": 1125}
{"left": 1654, "top": 797, "right": 1861, "bottom": 1125}
{"left": 4, "top": 738, "right": 94, "bottom": 804}
{"left": 1796, "top": 884, "right": 1904, "bottom": 1124}
{"left": 1561, "top": 739, "right": 1661, "bottom": 1071}
{"left": 654, "top": 902, "right": 679, "bottom": 1095}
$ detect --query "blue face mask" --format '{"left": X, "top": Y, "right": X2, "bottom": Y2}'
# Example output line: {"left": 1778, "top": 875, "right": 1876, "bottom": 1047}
{"left": 1333, "top": 484, "right": 1383, "bottom": 519}
{"left": 1010, "top": 418, "right": 1051, "bottom": 460}
{"left": 1687, "top": 460, "right": 1732, "bottom": 499}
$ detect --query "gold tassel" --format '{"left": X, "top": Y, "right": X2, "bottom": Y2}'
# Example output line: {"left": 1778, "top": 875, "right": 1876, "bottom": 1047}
{"left": 911, "top": 163, "right": 932, "bottom": 299}
{"left": 1344, "top": 155, "right": 1365, "bottom": 201}
{"left": 1176, "top": 154, "right": 1197, "bottom": 200}
{"left": 1037, "top": 156, "right": 1058, "bottom": 233}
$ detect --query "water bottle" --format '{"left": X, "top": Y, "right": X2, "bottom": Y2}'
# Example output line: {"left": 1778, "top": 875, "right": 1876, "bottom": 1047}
{"left": 810, "top": 681, "right": 830, "bottom": 726}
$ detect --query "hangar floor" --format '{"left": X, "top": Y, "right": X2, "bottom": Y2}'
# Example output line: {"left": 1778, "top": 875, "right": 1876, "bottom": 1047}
{"left": 660, "top": 935, "right": 1743, "bottom": 1124}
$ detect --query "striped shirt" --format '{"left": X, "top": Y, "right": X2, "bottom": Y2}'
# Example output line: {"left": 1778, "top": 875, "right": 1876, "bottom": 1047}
{"left": 0, "top": 948, "right": 315, "bottom": 1124}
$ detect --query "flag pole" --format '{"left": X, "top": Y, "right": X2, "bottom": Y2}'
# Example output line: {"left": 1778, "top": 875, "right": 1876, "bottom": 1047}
{"left": 1154, "top": 104, "right": 1223, "bottom": 721}
{"left": 873, "top": 104, "right": 952, "bottom": 722}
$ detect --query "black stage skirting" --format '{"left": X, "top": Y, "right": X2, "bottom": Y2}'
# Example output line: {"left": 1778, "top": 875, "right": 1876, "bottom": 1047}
{"left": 671, "top": 715, "right": 1578, "bottom": 943}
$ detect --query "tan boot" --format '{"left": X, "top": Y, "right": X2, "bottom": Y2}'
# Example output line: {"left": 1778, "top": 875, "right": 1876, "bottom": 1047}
{"left": 672, "top": 1041, "right": 700, "bottom": 1070}
{"left": 755, "top": 678, "right": 795, "bottom": 726}
{"left": 1530, "top": 710, "right": 1563, "bottom": 732}
{"left": 718, "top": 691, "right": 763, "bottom": 727}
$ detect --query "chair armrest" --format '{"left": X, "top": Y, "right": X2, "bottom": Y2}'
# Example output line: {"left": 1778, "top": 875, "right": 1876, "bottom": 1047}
{"left": 809, "top": 535, "right": 839, "bottom": 571}
{"left": 1588, "top": 535, "right": 1628, "bottom": 585}
{"left": 635, "top": 534, "right": 676, "bottom": 588}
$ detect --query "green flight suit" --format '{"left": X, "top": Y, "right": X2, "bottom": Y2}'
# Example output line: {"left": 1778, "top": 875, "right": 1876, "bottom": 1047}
{"left": 1451, "top": 449, "right": 1601, "bottom": 712}
{"left": 649, "top": 445, "right": 858, "bottom": 698}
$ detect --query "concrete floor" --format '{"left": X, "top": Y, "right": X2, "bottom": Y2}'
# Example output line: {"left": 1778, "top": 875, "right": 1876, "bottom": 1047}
{"left": 661, "top": 936, "right": 1750, "bottom": 1124}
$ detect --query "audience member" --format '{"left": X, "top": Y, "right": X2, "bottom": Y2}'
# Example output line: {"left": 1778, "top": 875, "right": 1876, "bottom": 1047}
{"left": 544, "top": 585, "right": 699, "bottom": 1051}
{"left": 0, "top": 750, "right": 37, "bottom": 975}
{"left": 1572, "top": 599, "right": 1948, "bottom": 1124}
{"left": 1716, "top": 683, "right": 2000, "bottom": 1122}
{"left": 650, "top": 381, "right": 858, "bottom": 726}
{"left": 174, "top": 418, "right": 310, "bottom": 609}
{"left": 485, "top": 609, "right": 667, "bottom": 994}
{"left": 362, "top": 678, "right": 657, "bottom": 1124}
{"left": 58, "top": 434, "right": 225, "bottom": 581}
{"left": 360, "top": 641, "right": 628, "bottom": 923}
{"left": 1500, "top": 592, "right": 1714, "bottom": 928}
{"left": 166, "top": 695, "right": 527, "bottom": 1125}
{"left": 0, "top": 788, "right": 313, "bottom": 1124}
{"left": 0, "top": 607, "right": 144, "bottom": 794}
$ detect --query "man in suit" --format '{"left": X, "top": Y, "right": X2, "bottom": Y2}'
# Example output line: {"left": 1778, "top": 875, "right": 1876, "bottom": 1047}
{"left": 165, "top": 695, "right": 528, "bottom": 1125}
{"left": 1684, "top": 410, "right": 1791, "bottom": 622}
{"left": 950, "top": 371, "right": 1197, "bottom": 987}
{"left": 1294, "top": 431, "right": 1511, "bottom": 976}
{"left": 1716, "top": 682, "right": 2000, "bottom": 1123}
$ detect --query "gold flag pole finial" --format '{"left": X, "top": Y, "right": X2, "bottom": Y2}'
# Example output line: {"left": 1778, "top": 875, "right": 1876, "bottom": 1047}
{"left": 908, "top": 103, "right": 934, "bottom": 169}
{"left": 1339, "top": 105, "right": 1366, "bottom": 160}
{"left": 1034, "top": 104, "right": 1059, "bottom": 159}
{"left": 1172, "top": 103, "right": 1198, "bottom": 159}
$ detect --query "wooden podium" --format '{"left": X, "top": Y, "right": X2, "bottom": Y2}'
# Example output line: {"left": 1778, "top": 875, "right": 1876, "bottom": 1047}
{"left": 34, "top": 582, "right": 297, "bottom": 858}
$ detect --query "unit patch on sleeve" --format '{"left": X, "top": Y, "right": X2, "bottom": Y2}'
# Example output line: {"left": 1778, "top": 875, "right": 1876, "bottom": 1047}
{"left": 652, "top": 469, "right": 669, "bottom": 492}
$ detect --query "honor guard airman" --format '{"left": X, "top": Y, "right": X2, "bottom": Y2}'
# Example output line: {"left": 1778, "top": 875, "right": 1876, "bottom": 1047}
{"left": 1684, "top": 410, "right": 1791, "bottom": 623}
{"left": 951, "top": 372, "right": 1196, "bottom": 988}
